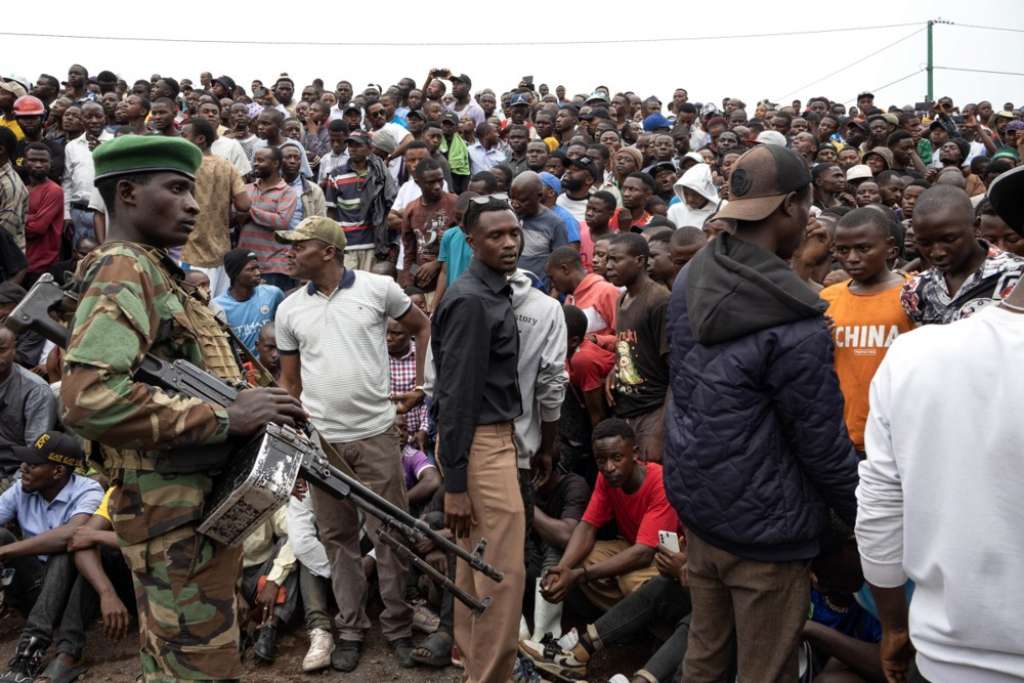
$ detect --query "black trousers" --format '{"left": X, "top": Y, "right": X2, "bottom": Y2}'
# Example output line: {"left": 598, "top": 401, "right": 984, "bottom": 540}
{"left": 0, "top": 528, "right": 77, "bottom": 652}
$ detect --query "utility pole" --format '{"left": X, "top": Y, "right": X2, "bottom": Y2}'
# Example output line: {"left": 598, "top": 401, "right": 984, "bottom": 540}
{"left": 927, "top": 19, "right": 934, "bottom": 102}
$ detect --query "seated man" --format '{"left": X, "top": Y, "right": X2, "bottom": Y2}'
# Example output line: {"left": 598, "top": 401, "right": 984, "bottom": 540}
{"left": 564, "top": 304, "right": 616, "bottom": 432}
{"left": 286, "top": 489, "right": 335, "bottom": 674}
{"left": 40, "top": 485, "right": 136, "bottom": 683}
{"left": 0, "top": 432, "right": 104, "bottom": 682}
{"left": 522, "top": 538, "right": 691, "bottom": 683}
{"left": 526, "top": 448, "right": 591, "bottom": 642}
{"left": 387, "top": 319, "right": 428, "bottom": 453}
{"left": 0, "top": 283, "right": 47, "bottom": 370}
{"left": 400, "top": 429, "right": 440, "bottom": 518}
{"left": 241, "top": 505, "right": 299, "bottom": 665}
{"left": 0, "top": 328, "right": 57, "bottom": 466}
{"left": 211, "top": 248, "right": 285, "bottom": 352}
{"left": 540, "top": 419, "right": 679, "bottom": 612}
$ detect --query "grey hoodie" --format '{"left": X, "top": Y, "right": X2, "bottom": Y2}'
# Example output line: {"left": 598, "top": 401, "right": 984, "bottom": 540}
{"left": 509, "top": 269, "right": 568, "bottom": 469}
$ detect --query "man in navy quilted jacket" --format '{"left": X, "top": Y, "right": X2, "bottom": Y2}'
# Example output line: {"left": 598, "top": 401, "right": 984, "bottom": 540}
{"left": 663, "top": 144, "right": 859, "bottom": 683}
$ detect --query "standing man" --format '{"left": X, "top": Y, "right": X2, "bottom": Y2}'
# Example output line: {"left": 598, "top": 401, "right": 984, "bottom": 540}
{"left": 60, "top": 135, "right": 305, "bottom": 682}
{"left": 211, "top": 249, "right": 285, "bottom": 353}
{"left": 21, "top": 143, "right": 64, "bottom": 278}
{"left": 0, "top": 128, "right": 29, "bottom": 250}
{"left": 604, "top": 234, "right": 670, "bottom": 461}
{"left": 275, "top": 216, "right": 430, "bottom": 673}
{"left": 856, "top": 165, "right": 1024, "bottom": 683}
{"left": 468, "top": 123, "right": 506, "bottom": 175}
{"left": 238, "top": 146, "right": 297, "bottom": 290}
{"left": 180, "top": 118, "right": 250, "bottom": 297}
{"left": 509, "top": 171, "right": 569, "bottom": 288}
{"left": 664, "top": 145, "right": 859, "bottom": 682}
{"left": 446, "top": 74, "right": 485, "bottom": 128}
{"left": 432, "top": 196, "right": 525, "bottom": 683}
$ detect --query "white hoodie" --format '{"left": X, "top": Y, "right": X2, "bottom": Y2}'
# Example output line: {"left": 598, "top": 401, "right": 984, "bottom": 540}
{"left": 666, "top": 163, "right": 721, "bottom": 229}
{"left": 509, "top": 269, "right": 568, "bottom": 469}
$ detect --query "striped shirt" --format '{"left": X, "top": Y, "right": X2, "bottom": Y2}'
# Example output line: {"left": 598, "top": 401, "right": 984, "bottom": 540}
{"left": 238, "top": 179, "right": 296, "bottom": 275}
{"left": 0, "top": 161, "right": 29, "bottom": 250}
{"left": 324, "top": 164, "right": 373, "bottom": 248}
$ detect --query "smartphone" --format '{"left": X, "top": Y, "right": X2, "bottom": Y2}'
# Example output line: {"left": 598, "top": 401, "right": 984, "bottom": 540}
{"left": 658, "top": 530, "right": 680, "bottom": 553}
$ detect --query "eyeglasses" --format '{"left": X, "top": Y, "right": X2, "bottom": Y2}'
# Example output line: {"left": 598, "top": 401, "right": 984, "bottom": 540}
{"left": 469, "top": 192, "right": 510, "bottom": 205}
{"left": 368, "top": 110, "right": 385, "bottom": 118}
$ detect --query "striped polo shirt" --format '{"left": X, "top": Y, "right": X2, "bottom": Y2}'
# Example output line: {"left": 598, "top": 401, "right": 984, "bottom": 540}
{"left": 238, "top": 179, "right": 297, "bottom": 275}
{"left": 324, "top": 163, "right": 373, "bottom": 249}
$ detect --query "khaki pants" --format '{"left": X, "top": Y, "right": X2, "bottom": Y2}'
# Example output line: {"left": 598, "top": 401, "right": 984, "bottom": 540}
{"left": 683, "top": 531, "right": 809, "bottom": 683}
{"left": 344, "top": 248, "right": 376, "bottom": 271}
{"left": 311, "top": 426, "right": 412, "bottom": 642}
{"left": 579, "top": 539, "right": 659, "bottom": 610}
{"left": 453, "top": 423, "right": 525, "bottom": 683}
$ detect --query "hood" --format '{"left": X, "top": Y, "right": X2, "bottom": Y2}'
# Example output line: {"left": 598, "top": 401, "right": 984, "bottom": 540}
{"left": 673, "top": 162, "right": 720, "bottom": 206}
{"left": 509, "top": 268, "right": 536, "bottom": 307}
{"left": 684, "top": 232, "right": 826, "bottom": 345}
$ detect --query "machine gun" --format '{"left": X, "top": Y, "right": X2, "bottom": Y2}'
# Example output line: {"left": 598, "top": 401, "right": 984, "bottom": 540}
{"left": 6, "top": 274, "right": 501, "bottom": 613}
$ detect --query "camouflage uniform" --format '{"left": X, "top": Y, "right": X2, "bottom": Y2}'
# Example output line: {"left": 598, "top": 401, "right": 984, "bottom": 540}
{"left": 61, "top": 241, "right": 245, "bottom": 682}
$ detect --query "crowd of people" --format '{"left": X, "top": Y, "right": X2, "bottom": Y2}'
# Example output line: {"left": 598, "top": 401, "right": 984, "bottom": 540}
{"left": 0, "top": 62, "right": 1022, "bottom": 683}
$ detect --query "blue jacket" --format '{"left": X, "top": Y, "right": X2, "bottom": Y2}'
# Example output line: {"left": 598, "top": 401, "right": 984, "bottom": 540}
{"left": 664, "top": 233, "right": 858, "bottom": 562}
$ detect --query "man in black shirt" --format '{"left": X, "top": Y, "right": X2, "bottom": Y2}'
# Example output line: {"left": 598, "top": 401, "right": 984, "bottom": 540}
{"left": 431, "top": 196, "right": 524, "bottom": 683}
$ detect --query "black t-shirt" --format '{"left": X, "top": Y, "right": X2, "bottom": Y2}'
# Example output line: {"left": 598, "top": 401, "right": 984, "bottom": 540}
{"left": 613, "top": 279, "right": 670, "bottom": 417}
{"left": 0, "top": 230, "right": 27, "bottom": 283}
{"left": 535, "top": 472, "right": 591, "bottom": 521}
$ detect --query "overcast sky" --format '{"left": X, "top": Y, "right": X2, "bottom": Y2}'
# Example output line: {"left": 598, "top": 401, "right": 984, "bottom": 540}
{"left": 5, "top": 0, "right": 1023, "bottom": 110}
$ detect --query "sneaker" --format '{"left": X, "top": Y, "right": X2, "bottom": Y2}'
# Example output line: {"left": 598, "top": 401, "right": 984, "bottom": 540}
{"left": 511, "top": 653, "right": 542, "bottom": 683}
{"left": 388, "top": 637, "right": 416, "bottom": 669}
{"left": 608, "top": 676, "right": 630, "bottom": 683}
{"left": 302, "top": 628, "right": 334, "bottom": 672}
{"left": 0, "top": 648, "right": 43, "bottom": 683}
{"left": 331, "top": 640, "right": 362, "bottom": 672}
{"left": 518, "top": 634, "right": 588, "bottom": 682}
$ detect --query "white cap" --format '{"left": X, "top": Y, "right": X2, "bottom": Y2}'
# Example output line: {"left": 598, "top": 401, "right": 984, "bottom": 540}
{"left": 846, "top": 164, "right": 873, "bottom": 182}
{"left": 755, "top": 130, "right": 787, "bottom": 146}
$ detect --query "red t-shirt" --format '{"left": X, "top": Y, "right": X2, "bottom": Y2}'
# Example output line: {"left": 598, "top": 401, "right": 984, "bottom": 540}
{"left": 581, "top": 462, "right": 679, "bottom": 548}
{"left": 568, "top": 339, "right": 616, "bottom": 393}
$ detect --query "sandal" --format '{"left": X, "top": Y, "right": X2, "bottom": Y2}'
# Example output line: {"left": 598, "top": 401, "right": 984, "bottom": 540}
{"left": 412, "top": 603, "right": 440, "bottom": 634}
{"left": 34, "top": 657, "right": 88, "bottom": 683}
{"left": 410, "top": 630, "right": 453, "bottom": 668}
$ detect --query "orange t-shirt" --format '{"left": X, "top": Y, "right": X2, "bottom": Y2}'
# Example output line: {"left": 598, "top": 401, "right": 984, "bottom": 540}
{"left": 820, "top": 278, "right": 914, "bottom": 451}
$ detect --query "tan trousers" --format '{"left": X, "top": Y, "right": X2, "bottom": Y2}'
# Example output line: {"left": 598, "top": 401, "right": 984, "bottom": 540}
{"left": 624, "top": 401, "right": 666, "bottom": 463}
{"left": 453, "top": 423, "right": 525, "bottom": 683}
{"left": 579, "top": 539, "right": 659, "bottom": 610}
{"left": 311, "top": 427, "right": 412, "bottom": 642}
{"left": 683, "top": 531, "right": 809, "bottom": 683}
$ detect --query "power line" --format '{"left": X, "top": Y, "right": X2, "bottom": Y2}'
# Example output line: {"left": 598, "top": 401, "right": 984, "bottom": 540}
{"left": 780, "top": 26, "right": 926, "bottom": 100}
{"left": 845, "top": 69, "right": 925, "bottom": 104}
{"left": 946, "top": 22, "right": 1024, "bottom": 34}
{"left": 934, "top": 66, "right": 1024, "bottom": 77}
{"left": 0, "top": 22, "right": 925, "bottom": 48}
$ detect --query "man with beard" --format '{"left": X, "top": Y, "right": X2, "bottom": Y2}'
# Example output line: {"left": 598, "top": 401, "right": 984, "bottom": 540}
{"left": 557, "top": 156, "right": 599, "bottom": 222}
{"left": 12, "top": 96, "right": 64, "bottom": 182}
{"left": 238, "top": 146, "right": 297, "bottom": 290}
{"left": 22, "top": 143, "right": 64, "bottom": 277}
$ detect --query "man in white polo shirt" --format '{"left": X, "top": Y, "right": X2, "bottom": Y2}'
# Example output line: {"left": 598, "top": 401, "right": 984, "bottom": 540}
{"left": 275, "top": 216, "right": 431, "bottom": 673}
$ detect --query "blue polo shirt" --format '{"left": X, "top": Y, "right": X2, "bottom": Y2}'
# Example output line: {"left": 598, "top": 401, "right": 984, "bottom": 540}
{"left": 0, "top": 473, "right": 104, "bottom": 561}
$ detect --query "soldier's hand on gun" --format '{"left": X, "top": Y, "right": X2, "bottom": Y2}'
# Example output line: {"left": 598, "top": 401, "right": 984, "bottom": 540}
{"left": 100, "top": 591, "right": 130, "bottom": 640}
{"left": 444, "top": 492, "right": 475, "bottom": 538}
{"left": 227, "top": 387, "right": 306, "bottom": 436}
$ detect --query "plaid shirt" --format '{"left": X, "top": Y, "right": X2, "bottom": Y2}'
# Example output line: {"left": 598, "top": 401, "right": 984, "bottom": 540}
{"left": 389, "top": 342, "right": 427, "bottom": 434}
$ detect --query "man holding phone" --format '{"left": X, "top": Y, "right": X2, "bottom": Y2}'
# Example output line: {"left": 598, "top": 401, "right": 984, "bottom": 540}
{"left": 539, "top": 418, "right": 678, "bottom": 611}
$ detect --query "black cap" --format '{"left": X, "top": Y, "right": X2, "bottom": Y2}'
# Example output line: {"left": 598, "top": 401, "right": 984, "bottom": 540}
{"left": 12, "top": 432, "right": 84, "bottom": 468}
{"left": 442, "top": 111, "right": 460, "bottom": 125}
{"left": 989, "top": 165, "right": 1024, "bottom": 237}
{"left": 406, "top": 108, "right": 425, "bottom": 120}
{"left": 648, "top": 161, "right": 678, "bottom": 178}
{"left": 346, "top": 130, "right": 371, "bottom": 146}
{"left": 450, "top": 73, "right": 472, "bottom": 88}
{"left": 569, "top": 155, "right": 602, "bottom": 181}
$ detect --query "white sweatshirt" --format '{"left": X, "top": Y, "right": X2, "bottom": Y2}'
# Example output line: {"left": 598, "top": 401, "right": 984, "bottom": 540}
{"left": 856, "top": 304, "right": 1024, "bottom": 683}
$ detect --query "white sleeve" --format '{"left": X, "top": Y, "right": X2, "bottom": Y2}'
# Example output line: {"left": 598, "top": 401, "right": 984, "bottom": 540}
{"left": 855, "top": 355, "right": 908, "bottom": 588}
{"left": 286, "top": 495, "right": 332, "bottom": 579}
{"left": 536, "top": 302, "right": 568, "bottom": 423}
{"left": 274, "top": 300, "right": 298, "bottom": 353}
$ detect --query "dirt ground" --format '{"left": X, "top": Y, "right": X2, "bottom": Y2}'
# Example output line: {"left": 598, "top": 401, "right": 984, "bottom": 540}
{"left": 0, "top": 597, "right": 657, "bottom": 683}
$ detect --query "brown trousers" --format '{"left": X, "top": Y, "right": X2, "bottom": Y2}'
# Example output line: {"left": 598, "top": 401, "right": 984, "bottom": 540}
{"left": 579, "top": 539, "right": 659, "bottom": 611}
{"left": 311, "top": 426, "right": 412, "bottom": 642}
{"left": 624, "top": 401, "right": 666, "bottom": 463}
{"left": 453, "top": 423, "right": 525, "bottom": 683}
{"left": 683, "top": 531, "right": 809, "bottom": 683}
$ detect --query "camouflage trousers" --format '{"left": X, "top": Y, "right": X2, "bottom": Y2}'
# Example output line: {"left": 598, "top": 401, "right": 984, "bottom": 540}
{"left": 119, "top": 525, "right": 243, "bottom": 682}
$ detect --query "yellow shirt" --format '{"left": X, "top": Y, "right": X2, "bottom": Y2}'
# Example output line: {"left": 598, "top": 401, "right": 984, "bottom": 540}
{"left": 0, "top": 116, "right": 24, "bottom": 141}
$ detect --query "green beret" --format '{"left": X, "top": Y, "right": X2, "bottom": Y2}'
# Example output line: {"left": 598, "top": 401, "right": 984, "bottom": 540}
{"left": 93, "top": 134, "right": 203, "bottom": 182}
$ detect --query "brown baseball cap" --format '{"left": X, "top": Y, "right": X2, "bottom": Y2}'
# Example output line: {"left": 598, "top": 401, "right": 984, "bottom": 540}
{"left": 275, "top": 216, "right": 347, "bottom": 251}
{"left": 714, "top": 145, "right": 811, "bottom": 222}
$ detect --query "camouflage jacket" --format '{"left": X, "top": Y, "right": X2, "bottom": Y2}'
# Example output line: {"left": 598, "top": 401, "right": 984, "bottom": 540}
{"left": 61, "top": 241, "right": 243, "bottom": 543}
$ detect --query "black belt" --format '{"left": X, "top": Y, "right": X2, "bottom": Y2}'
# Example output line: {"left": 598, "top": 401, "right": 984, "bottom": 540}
{"left": 70, "top": 201, "right": 91, "bottom": 210}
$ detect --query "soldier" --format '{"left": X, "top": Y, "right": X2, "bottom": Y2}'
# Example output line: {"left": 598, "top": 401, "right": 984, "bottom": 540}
{"left": 60, "top": 135, "right": 305, "bottom": 682}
